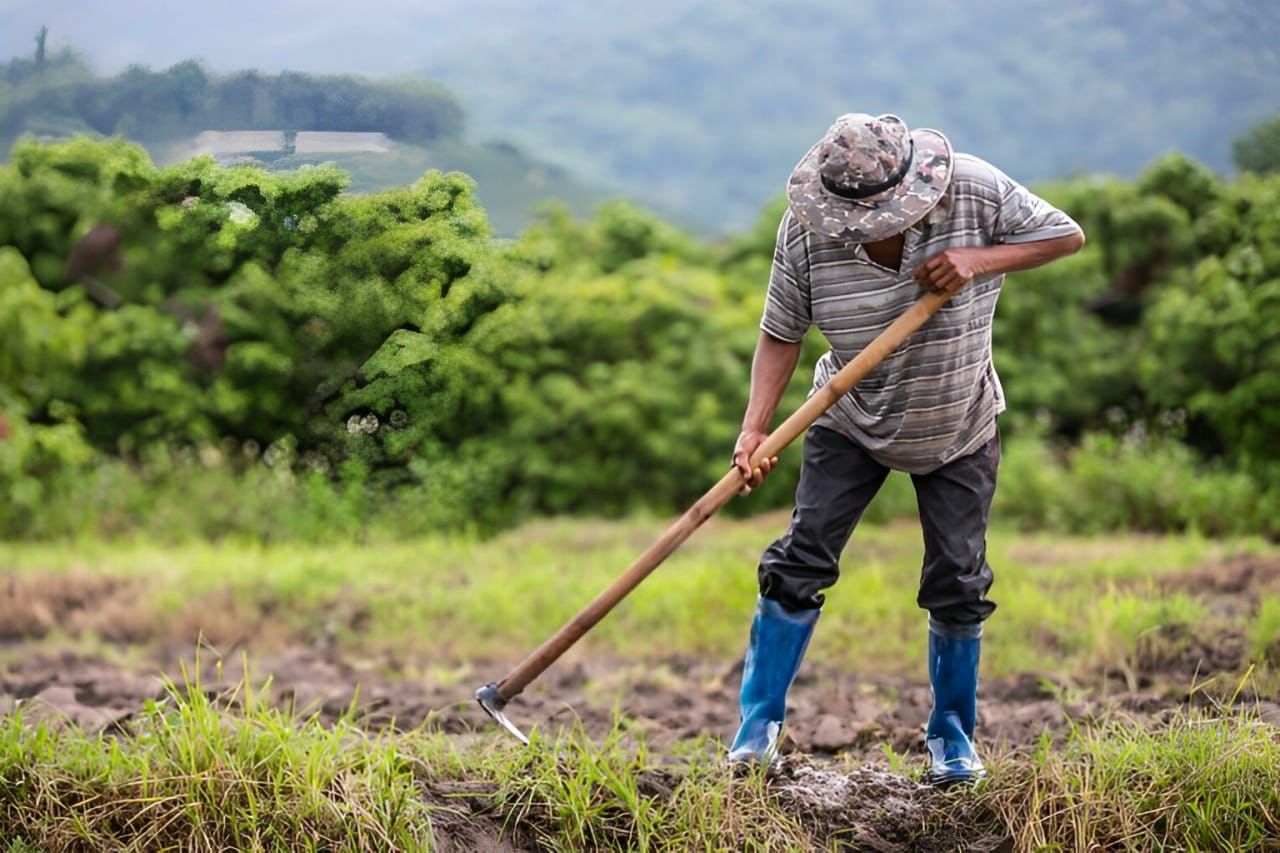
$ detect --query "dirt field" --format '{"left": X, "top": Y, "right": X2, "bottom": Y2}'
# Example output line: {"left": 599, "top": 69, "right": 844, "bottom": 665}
{"left": 1, "top": 548, "right": 1277, "bottom": 850}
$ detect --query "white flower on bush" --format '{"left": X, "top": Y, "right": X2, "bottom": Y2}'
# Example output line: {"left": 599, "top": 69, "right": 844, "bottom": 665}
{"left": 302, "top": 452, "right": 331, "bottom": 474}
{"left": 263, "top": 442, "right": 285, "bottom": 468}
{"left": 226, "top": 201, "right": 257, "bottom": 226}
{"left": 345, "top": 414, "right": 380, "bottom": 436}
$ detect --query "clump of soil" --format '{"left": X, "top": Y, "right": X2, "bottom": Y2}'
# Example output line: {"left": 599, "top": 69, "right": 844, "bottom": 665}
{"left": 0, "top": 650, "right": 166, "bottom": 734}
{"left": 0, "top": 574, "right": 157, "bottom": 643}
{"left": 0, "top": 572, "right": 375, "bottom": 659}
{"left": 772, "top": 759, "right": 1014, "bottom": 852}
{"left": 773, "top": 762, "right": 931, "bottom": 850}
{"left": 1115, "top": 552, "right": 1280, "bottom": 688}
{"left": 419, "top": 779, "right": 536, "bottom": 853}
{"left": 1159, "top": 553, "right": 1280, "bottom": 602}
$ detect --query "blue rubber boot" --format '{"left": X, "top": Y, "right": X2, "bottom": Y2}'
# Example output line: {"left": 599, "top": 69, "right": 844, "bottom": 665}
{"left": 925, "top": 629, "right": 987, "bottom": 785}
{"left": 728, "top": 596, "right": 819, "bottom": 765}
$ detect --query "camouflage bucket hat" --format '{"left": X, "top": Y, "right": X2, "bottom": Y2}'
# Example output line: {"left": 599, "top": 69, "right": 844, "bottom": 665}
{"left": 787, "top": 113, "right": 952, "bottom": 242}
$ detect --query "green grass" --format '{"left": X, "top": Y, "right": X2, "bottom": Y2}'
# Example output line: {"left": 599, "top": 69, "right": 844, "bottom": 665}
{"left": 0, "top": 672, "right": 433, "bottom": 850}
{"left": 0, "top": 665, "right": 801, "bottom": 850}
{"left": 975, "top": 711, "right": 1280, "bottom": 850}
{"left": 0, "top": 516, "right": 1268, "bottom": 680}
{"left": 1251, "top": 597, "right": 1280, "bottom": 666}
{"left": 0, "top": 673, "right": 1276, "bottom": 851}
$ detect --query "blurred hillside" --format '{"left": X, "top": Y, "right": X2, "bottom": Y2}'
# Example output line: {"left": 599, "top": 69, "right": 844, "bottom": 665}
{"left": 0, "top": 49, "right": 609, "bottom": 235}
{"left": 417, "top": 0, "right": 1279, "bottom": 229}
{"left": 4, "top": 0, "right": 1275, "bottom": 230}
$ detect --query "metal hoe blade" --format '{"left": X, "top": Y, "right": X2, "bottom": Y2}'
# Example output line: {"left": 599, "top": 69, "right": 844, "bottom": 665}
{"left": 475, "top": 683, "right": 530, "bottom": 745}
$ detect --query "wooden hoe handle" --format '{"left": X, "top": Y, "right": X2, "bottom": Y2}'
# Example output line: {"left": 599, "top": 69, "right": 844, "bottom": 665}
{"left": 488, "top": 289, "right": 952, "bottom": 704}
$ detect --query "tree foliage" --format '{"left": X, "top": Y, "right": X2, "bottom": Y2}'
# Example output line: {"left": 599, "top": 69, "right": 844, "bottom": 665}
{"left": 1233, "top": 115, "right": 1280, "bottom": 175}
{"left": 1, "top": 138, "right": 1277, "bottom": 537}
{"left": 0, "top": 137, "right": 487, "bottom": 456}
{"left": 0, "top": 51, "right": 464, "bottom": 152}
{"left": 987, "top": 155, "right": 1277, "bottom": 462}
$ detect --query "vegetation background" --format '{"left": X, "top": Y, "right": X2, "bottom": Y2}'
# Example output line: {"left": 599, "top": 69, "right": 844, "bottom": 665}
{"left": 2, "top": 102, "right": 1278, "bottom": 539}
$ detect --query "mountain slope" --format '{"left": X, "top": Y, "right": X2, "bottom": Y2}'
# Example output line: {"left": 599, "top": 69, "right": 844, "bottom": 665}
{"left": 416, "top": 0, "right": 1280, "bottom": 229}
{"left": 4, "top": 0, "right": 1277, "bottom": 230}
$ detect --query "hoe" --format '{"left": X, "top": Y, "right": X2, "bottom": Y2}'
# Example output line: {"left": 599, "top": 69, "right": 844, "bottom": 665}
{"left": 476, "top": 289, "right": 953, "bottom": 743}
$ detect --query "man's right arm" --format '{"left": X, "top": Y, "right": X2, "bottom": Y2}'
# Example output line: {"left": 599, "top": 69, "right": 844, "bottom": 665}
{"left": 733, "top": 330, "right": 803, "bottom": 493}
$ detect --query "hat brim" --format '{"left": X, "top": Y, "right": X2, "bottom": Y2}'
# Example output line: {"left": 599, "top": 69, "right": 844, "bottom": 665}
{"left": 786, "top": 127, "right": 953, "bottom": 242}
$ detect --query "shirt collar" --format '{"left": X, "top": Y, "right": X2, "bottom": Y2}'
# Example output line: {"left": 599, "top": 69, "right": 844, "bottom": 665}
{"left": 853, "top": 222, "right": 921, "bottom": 270}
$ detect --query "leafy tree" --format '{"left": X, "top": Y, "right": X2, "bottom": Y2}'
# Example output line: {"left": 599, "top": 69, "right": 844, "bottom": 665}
{"left": 1139, "top": 172, "right": 1280, "bottom": 469}
{"left": 332, "top": 201, "right": 749, "bottom": 523}
{"left": 1233, "top": 115, "right": 1280, "bottom": 175}
{"left": 0, "top": 247, "right": 96, "bottom": 534}
{"left": 0, "top": 137, "right": 491, "bottom": 456}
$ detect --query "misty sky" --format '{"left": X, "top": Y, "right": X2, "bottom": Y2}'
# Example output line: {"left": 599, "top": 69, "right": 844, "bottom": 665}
{"left": 1, "top": 1, "right": 588, "bottom": 75}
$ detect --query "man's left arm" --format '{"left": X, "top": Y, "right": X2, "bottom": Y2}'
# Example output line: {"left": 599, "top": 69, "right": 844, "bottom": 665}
{"left": 913, "top": 232, "right": 1085, "bottom": 293}
{"left": 915, "top": 163, "right": 1086, "bottom": 292}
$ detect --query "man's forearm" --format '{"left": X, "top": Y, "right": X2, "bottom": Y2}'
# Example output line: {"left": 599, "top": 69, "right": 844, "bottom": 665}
{"left": 976, "top": 231, "right": 1085, "bottom": 277}
{"left": 914, "top": 231, "right": 1085, "bottom": 291}
{"left": 742, "top": 331, "right": 803, "bottom": 432}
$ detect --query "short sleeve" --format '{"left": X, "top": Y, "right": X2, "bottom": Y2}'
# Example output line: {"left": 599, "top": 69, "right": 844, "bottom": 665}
{"left": 986, "top": 164, "right": 1083, "bottom": 245}
{"left": 759, "top": 210, "right": 811, "bottom": 342}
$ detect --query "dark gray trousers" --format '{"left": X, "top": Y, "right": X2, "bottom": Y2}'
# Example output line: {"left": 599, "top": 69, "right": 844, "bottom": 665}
{"left": 758, "top": 425, "right": 999, "bottom": 635}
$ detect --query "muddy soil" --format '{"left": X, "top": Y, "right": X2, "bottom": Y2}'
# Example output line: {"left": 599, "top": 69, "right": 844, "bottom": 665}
{"left": 6, "top": 555, "right": 1277, "bottom": 752}
{"left": 8, "top": 646, "right": 1263, "bottom": 852}
{"left": 1, "top": 553, "right": 1278, "bottom": 850}
{"left": 6, "top": 644, "right": 1274, "bottom": 757}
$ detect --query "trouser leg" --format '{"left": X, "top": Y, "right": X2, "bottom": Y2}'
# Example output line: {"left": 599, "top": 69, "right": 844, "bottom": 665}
{"left": 757, "top": 425, "right": 890, "bottom": 611}
{"left": 911, "top": 432, "right": 1000, "bottom": 785}
{"left": 730, "top": 425, "right": 888, "bottom": 764}
{"left": 910, "top": 432, "right": 1000, "bottom": 632}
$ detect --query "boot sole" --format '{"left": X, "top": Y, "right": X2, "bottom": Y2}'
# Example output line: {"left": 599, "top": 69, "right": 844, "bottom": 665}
{"left": 928, "top": 766, "right": 988, "bottom": 787}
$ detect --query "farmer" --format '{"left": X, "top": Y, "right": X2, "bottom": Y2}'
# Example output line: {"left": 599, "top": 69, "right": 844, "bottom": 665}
{"left": 729, "top": 113, "right": 1085, "bottom": 784}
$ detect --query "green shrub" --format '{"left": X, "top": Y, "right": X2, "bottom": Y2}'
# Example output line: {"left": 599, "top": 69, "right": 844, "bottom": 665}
{"left": 2, "top": 138, "right": 1278, "bottom": 540}
{"left": 995, "top": 429, "right": 1272, "bottom": 537}
{"left": 0, "top": 408, "right": 96, "bottom": 538}
{"left": 1250, "top": 597, "right": 1280, "bottom": 666}
{"left": 1233, "top": 114, "right": 1280, "bottom": 175}
{"left": 1139, "top": 179, "right": 1280, "bottom": 468}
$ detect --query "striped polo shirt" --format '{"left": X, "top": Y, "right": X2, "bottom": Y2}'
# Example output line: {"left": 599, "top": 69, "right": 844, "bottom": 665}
{"left": 761, "top": 153, "right": 1082, "bottom": 474}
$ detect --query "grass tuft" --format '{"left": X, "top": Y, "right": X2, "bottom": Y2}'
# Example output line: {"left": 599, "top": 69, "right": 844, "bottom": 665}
{"left": 0, "top": 672, "right": 432, "bottom": 851}
{"left": 968, "top": 709, "right": 1280, "bottom": 851}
